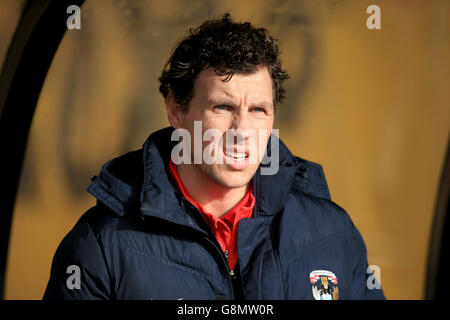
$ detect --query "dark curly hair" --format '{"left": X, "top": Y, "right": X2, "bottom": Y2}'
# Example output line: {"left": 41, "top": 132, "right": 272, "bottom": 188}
{"left": 159, "top": 13, "right": 289, "bottom": 112}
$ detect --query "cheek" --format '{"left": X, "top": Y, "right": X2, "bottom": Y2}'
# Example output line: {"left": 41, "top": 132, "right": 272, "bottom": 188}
{"left": 178, "top": 112, "right": 195, "bottom": 131}
{"left": 251, "top": 113, "right": 274, "bottom": 127}
{"left": 255, "top": 119, "right": 273, "bottom": 140}
{"left": 256, "top": 123, "right": 273, "bottom": 157}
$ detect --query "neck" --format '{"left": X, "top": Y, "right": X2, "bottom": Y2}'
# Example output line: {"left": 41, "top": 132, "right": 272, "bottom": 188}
{"left": 177, "top": 164, "right": 249, "bottom": 217}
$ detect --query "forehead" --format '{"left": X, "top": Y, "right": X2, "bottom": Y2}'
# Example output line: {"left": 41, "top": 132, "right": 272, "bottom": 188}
{"left": 192, "top": 66, "right": 273, "bottom": 105}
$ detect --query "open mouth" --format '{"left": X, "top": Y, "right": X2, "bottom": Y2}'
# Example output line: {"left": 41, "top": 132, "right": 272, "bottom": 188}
{"left": 224, "top": 150, "right": 248, "bottom": 160}
{"left": 222, "top": 148, "right": 250, "bottom": 170}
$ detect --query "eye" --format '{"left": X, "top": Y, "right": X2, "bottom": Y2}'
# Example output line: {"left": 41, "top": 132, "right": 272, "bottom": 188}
{"left": 252, "top": 106, "right": 266, "bottom": 113}
{"left": 214, "top": 104, "right": 232, "bottom": 111}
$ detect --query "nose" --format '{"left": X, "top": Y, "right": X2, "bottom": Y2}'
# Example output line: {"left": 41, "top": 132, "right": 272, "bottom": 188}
{"left": 225, "top": 111, "right": 254, "bottom": 150}
{"left": 231, "top": 111, "right": 252, "bottom": 137}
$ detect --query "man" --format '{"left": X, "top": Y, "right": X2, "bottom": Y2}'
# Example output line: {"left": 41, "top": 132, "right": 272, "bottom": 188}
{"left": 43, "top": 14, "right": 385, "bottom": 300}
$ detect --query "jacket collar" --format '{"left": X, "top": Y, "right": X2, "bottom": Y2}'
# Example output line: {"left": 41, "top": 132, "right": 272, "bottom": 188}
{"left": 87, "top": 127, "right": 331, "bottom": 226}
{"left": 139, "top": 127, "right": 194, "bottom": 226}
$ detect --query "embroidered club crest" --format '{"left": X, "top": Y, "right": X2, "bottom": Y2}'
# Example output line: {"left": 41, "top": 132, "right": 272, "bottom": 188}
{"left": 310, "top": 270, "right": 339, "bottom": 300}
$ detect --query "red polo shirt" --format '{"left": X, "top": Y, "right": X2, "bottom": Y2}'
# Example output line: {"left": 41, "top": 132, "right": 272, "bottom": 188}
{"left": 168, "top": 160, "right": 255, "bottom": 271}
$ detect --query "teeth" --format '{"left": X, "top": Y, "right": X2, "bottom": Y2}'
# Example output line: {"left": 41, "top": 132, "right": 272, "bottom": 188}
{"left": 226, "top": 151, "right": 246, "bottom": 159}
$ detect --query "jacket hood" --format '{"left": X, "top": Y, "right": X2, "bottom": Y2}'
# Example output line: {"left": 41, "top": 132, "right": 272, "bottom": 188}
{"left": 87, "top": 127, "right": 331, "bottom": 221}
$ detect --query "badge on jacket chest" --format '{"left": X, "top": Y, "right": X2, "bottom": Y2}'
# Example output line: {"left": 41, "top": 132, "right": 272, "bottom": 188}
{"left": 310, "top": 270, "right": 339, "bottom": 300}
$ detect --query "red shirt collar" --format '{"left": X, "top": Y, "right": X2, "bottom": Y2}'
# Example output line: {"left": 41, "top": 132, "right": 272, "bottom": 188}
{"left": 168, "top": 159, "right": 255, "bottom": 270}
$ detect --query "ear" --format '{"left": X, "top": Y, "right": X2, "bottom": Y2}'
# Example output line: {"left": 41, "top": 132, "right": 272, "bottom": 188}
{"left": 166, "top": 93, "right": 183, "bottom": 129}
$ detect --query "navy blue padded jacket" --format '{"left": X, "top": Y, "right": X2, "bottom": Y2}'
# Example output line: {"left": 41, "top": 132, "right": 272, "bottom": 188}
{"left": 43, "top": 127, "right": 385, "bottom": 300}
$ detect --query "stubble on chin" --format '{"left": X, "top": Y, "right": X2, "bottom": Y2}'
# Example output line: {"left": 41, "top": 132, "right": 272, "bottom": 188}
{"left": 198, "top": 163, "right": 256, "bottom": 189}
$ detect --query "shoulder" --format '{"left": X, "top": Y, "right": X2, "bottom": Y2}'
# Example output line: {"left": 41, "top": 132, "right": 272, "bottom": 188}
{"left": 47, "top": 203, "right": 134, "bottom": 281}
{"left": 43, "top": 205, "right": 117, "bottom": 299}
{"left": 70, "top": 202, "right": 143, "bottom": 249}
{"left": 54, "top": 205, "right": 115, "bottom": 260}
{"left": 287, "top": 190, "right": 354, "bottom": 237}
{"left": 279, "top": 153, "right": 357, "bottom": 237}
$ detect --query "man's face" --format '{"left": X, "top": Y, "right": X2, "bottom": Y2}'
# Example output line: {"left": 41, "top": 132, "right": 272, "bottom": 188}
{"left": 170, "top": 66, "right": 274, "bottom": 189}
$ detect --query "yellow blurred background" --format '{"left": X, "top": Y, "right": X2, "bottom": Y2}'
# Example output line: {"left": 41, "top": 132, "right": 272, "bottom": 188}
{"left": 1, "top": 0, "right": 449, "bottom": 299}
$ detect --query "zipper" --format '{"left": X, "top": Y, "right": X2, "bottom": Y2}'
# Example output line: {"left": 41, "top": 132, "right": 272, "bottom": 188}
{"left": 182, "top": 198, "right": 240, "bottom": 299}
{"left": 254, "top": 167, "right": 260, "bottom": 217}
{"left": 203, "top": 237, "right": 236, "bottom": 299}
{"left": 142, "top": 211, "right": 238, "bottom": 299}
{"left": 224, "top": 250, "right": 237, "bottom": 280}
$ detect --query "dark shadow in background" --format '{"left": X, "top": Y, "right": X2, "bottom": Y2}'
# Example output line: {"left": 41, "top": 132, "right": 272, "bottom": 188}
{"left": 0, "top": 0, "right": 84, "bottom": 299}
{"left": 426, "top": 139, "right": 450, "bottom": 300}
